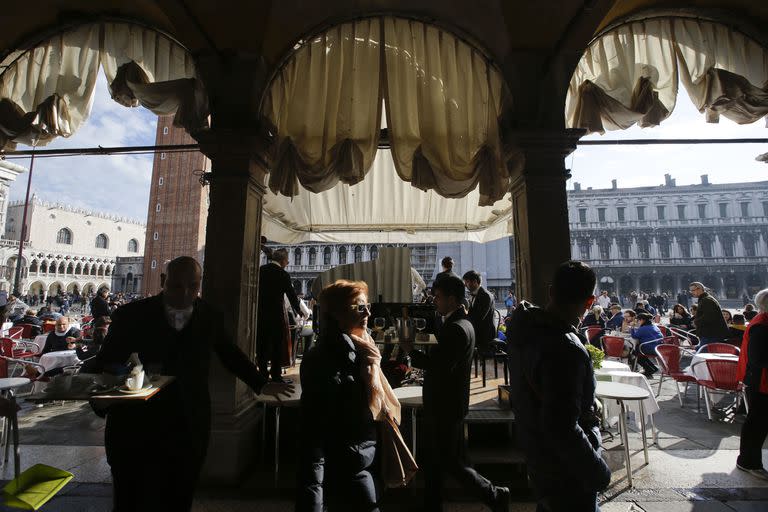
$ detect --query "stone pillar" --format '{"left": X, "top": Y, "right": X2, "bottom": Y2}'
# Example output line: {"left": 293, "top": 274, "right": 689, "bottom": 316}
{"left": 713, "top": 234, "right": 724, "bottom": 257}
{"left": 735, "top": 234, "right": 746, "bottom": 257}
{"left": 509, "top": 130, "right": 582, "bottom": 305}
{"left": 630, "top": 237, "right": 639, "bottom": 260}
{"left": 609, "top": 237, "right": 619, "bottom": 260}
{"left": 197, "top": 130, "right": 269, "bottom": 482}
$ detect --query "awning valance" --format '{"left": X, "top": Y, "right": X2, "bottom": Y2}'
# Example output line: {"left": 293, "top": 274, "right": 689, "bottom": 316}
{"left": 263, "top": 16, "right": 515, "bottom": 208}
{"left": 0, "top": 22, "right": 208, "bottom": 150}
{"left": 566, "top": 16, "right": 768, "bottom": 134}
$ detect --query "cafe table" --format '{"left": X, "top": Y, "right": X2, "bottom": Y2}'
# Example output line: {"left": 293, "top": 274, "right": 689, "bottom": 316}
{"left": 0, "top": 377, "right": 31, "bottom": 478}
{"left": 393, "top": 386, "right": 423, "bottom": 456}
{"left": 688, "top": 353, "right": 739, "bottom": 381}
{"left": 38, "top": 350, "right": 81, "bottom": 374}
{"left": 595, "top": 381, "right": 650, "bottom": 488}
{"left": 256, "top": 383, "right": 302, "bottom": 485}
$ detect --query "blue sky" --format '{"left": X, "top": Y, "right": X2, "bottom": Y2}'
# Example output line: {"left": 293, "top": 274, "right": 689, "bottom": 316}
{"left": 7, "top": 76, "right": 767, "bottom": 221}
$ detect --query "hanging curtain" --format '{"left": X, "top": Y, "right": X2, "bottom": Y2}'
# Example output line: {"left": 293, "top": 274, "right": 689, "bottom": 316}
{"left": 264, "top": 18, "right": 382, "bottom": 197}
{"left": 567, "top": 17, "right": 768, "bottom": 134}
{"left": 382, "top": 17, "right": 510, "bottom": 207}
{"left": 0, "top": 22, "right": 208, "bottom": 151}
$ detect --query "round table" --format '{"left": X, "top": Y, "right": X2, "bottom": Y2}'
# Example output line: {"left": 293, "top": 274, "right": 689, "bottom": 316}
{"left": 0, "top": 377, "right": 30, "bottom": 478}
{"left": 595, "top": 381, "right": 650, "bottom": 488}
{"left": 393, "top": 386, "right": 423, "bottom": 456}
{"left": 256, "top": 385, "right": 301, "bottom": 485}
{"left": 599, "top": 360, "right": 631, "bottom": 372}
{"left": 38, "top": 350, "right": 81, "bottom": 374}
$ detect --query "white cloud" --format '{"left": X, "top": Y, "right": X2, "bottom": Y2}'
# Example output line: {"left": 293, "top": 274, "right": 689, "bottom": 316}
{"left": 7, "top": 75, "right": 157, "bottom": 220}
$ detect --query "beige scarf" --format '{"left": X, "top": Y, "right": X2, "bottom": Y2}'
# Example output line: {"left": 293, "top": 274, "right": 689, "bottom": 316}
{"left": 348, "top": 332, "right": 402, "bottom": 426}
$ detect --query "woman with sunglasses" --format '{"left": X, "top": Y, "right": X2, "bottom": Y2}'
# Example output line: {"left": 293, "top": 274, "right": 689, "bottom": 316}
{"left": 297, "top": 280, "right": 400, "bottom": 512}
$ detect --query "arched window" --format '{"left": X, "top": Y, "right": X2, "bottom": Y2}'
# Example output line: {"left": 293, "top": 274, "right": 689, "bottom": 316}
{"left": 95, "top": 234, "right": 109, "bottom": 249}
{"left": 48, "top": 262, "right": 57, "bottom": 274}
{"left": 294, "top": 248, "right": 302, "bottom": 266}
{"left": 370, "top": 245, "right": 378, "bottom": 260}
{"left": 75, "top": 263, "right": 82, "bottom": 275}
{"left": 354, "top": 245, "right": 363, "bottom": 263}
{"left": 29, "top": 260, "right": 38, "bottom": 273}
{"left": 128, "top": 239, "right": 139, "bottom": 253}
{"left": 637, "top": 237, "right": 650, "bottom": 259}
{"left": 700, "top": 235, "right": 713, "bottom": 258}
{"left": 105, "top": 266, "right": 112, "bottom": 276}
{"left": 308, "top": 247, "right": 317, "bottom": 265}
{"left": 98, "top": 264, "right": 105, "bottom": 276}
{"left": 90, "top": 265, "right": 97, "bottom": 276}
{"left": 338, "top": 246, "right": 348, "bottom": 264}
{"left": 66, "top": 263, "right": 74, "bottom": 275}
{"left": 58, "top": 262, "right": 66, "bottom": 274}
{"left": 323, "top": 247, "right": 332, "bottom": 265}
{"left": 57, "top": 228, "right": 72, "bottom": 244}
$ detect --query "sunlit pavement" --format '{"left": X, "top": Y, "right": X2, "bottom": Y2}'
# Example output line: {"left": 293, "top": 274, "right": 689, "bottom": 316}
{"left": 1, "top": 364, "right": 766, "bottom": 511}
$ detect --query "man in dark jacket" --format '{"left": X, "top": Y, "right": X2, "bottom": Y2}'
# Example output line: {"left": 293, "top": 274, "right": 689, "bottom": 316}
{"left": 463, "top": 270, "right": 496, "bottom": 351}
{"left": 95, "top": 256, "right": 293, "bottom": 511}
{"left": 507, "top": 261, "right": 611, "bottom": 511}
{"left": 257, "top": 248, "right": 302, "bottom": 382}
{"left": 689, "top": 281, "right": 729, "bottom": 345}
{"left": 404, "top": 275, "right": 509, "bottom": 512}
{"left": 433, "top": 256, "right": 459, "bottom": 287}
{"left": 90, "top": 286, "right": 112, "bottom": 318}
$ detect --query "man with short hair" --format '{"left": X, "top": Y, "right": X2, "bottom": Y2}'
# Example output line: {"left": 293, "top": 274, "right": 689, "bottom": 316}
{"left": 95, "top": 256, "right": 293, "bottom": 511}
{"left": 605, "top": 304, "right": 623, "bottom": 331}
{"left": 596, "top": 291, "right": 611, "bottom": 310}
{"left": 433, "top": 256, "right": 459, "bottom": 287}
{"left": 257, "top": 248, "right": 302, "bottom": 382}
{"left": 463, "top": 270, "right": 495, "bottom": 351}
{"left": 403, "top": 275, "right": 509, "bottom": 512}
{"left": 689, "top": 281, "right": 729, "bottom": 345}
{"left": 507, "top": 260, "right": 611, "bottom": 511}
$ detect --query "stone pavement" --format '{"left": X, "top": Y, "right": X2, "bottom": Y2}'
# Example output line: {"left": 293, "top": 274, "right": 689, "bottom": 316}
{"left": 0, "top": 367, "right": 765, "bottom": 511}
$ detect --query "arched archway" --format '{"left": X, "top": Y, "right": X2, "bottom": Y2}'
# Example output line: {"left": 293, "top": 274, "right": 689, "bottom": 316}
{"left": 66, "top": 282, "right": 80, "bottom": 294}
{"left": 48, "top": 282, "right": 64, "bottom": 296}
{"left": 27, "top": 281, "right": 45, "bottom": 297}
{"left": 82, "top": 283, "right": 96, "bottom": 296}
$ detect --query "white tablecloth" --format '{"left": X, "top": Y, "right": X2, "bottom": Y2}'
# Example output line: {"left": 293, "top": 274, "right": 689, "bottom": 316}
{"left": 597, "top": 370, "right": 660, "bottom": 428}
{"left": 689, "top": 353, "right": 739, "bottom": 381}
{"left": 598, "top": 360, "right": 631, "bottom": 372}
{"left": 1, "top": 322, "right": 12, "bottom": 335}
{"left": 38, "top": 350, "right": 80, "bottom": 373}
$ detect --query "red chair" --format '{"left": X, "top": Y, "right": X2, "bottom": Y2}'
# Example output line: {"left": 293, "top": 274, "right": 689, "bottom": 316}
{"left": 17, "top": 324, "right": 38, "bottom": 340}
{"left": 655, "top": 345, "right": 698, "bottom": 407}
{"left": 657, "top": 325, "right": 670, "bottom": 337}
{"left": 696, "top": 343, "right": 739, "bottom": 355}
{"left": 7, "top": 327, "right": 23, "bottom": 340}
{"left": 81, "top": 316, "right": 94, "bottom": 324}
{"left": 668, "top": 326, "right": 699, "bottom": 348}
{"left": 602, "top": 336, "right": 629, "bottom": 364}
{"left": 693, "top": 359, "right": 746, "bottom": 421}
{"left": 42, "top": 321, "right": 56, "bottom": 334}
{"left": 1, "top": 338, "right": 39, "bottom": 361}
{"left": 583, "top": 326, "right": 602, "bottom": 345}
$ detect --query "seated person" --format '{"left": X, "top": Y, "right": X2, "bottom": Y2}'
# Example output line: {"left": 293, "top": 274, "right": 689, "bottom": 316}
{"left": 621, "top": 309, "right": 637, "bottom": 334}
{"left": 743, "top": 303, "right": 758, "bottom": 322}
{"left": 726, "top": 314, "right": 747, "bottom": 347}
{"left": 722, "top": 309, "right": 733, "bottom": 326}
{"left": 38, "top": 307, "right": 62, "bottom": 321}
{"left": 581, "top": 305, "right": 606, "bottom": 346}
{"left": 13, "top": 309, "right": 43, "bottom": 337}
{"left": 630, "top": 312, "right": 662, "bottom": 377}
{"left": 669, "top": 304, "right": 693, "bottom": 331}
{"left": 605, "top": 304, "right": 624, "bottom": 331}
{"left": 41, "top": 316, "right": 81, "bottom": 354}
{"left": 78, "top": 316, "right": 111, "bottom": 372}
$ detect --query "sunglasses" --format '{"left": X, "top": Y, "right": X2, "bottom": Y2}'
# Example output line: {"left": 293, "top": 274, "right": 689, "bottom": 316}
{"left": 349, "top": 303, "right": 372, "bottom": 313}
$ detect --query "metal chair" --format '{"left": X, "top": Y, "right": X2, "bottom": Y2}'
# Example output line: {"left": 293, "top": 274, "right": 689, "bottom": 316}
{"left": 696, "top": 343, "right": 739, "bottom": 356}
{"left": 668, "top": 326, "right": 699, "bottom": 348}
{"left": 655, "top": 345, "right": 699, "bottom": 408}
{"left": 692, "top": 359, "right": 746, "bottom": 421}
{"left": 601, "top": 336, "right": 630, "bottom": 364}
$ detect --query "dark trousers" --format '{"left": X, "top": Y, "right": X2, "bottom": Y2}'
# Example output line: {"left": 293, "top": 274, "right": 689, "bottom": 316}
{"left": 738, "top": 389, "right": 768, "bottom": 470}
{"left": 535, "top": 490, "right": 600, "bottom": 512}
{"left": 257, "top": 330, "right": 284, "bottom": 381}
{"left": 422, "top": 415, "right": 496, "bottom": 511}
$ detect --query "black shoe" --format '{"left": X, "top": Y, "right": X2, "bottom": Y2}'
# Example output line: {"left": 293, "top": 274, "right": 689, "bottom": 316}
{"left": 491, "top": 486, "right": 510, "bottom": 512}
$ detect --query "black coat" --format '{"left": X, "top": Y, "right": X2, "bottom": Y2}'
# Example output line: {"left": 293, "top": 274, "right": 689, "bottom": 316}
{"left": 95, "top": 294, "right": 267, "bottom": 467}
{"left": 467, "top": 286, "right": 495, "bottom": 349}
{"left": 257, "top": 262, "right": 301, "bottom": 347}
{"left": 90, "top": 296, "right": 111, "bottom": 318}
{"left": 41, "top": 327, "right": 81, "bottom": 354}
{"left": 410, "top": 309, "right": 475, "bottom": 421}
{"left": 297, "top": 329, "right": 377, "bottom": 511}
{"left": 507, "top": 301, "right": 610, "bottom": 493}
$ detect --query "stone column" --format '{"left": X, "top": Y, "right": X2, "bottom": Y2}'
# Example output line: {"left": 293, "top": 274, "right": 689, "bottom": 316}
{"left": 609, "top": 237, "right": 619, "bottom": 260}
{"left": 197, "top": 130, "right": 269, "bottom": 482}
{"left": 509, "top": 130, "right": 583, "bottom": 305}
{"left": 735, "top": 234, "right": 746, "bottom": 257}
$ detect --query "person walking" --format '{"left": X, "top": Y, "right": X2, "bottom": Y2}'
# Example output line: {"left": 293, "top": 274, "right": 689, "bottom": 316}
{"left": 736, "top": 288, "right": 768, "bottom": 480}
{"left": 402, "top": 275, "right": 509, "bottom": 512}
{"left": 689, "top": 281, "right": 729, "bottom": 345}
{"left": 507, "top": 261, "right": 611, "bottom": 511}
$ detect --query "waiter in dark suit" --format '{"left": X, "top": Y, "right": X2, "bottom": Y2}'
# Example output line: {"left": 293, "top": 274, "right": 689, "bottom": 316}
{"left": 95, "top": 256, "right": 293, "bottom": 511}
{"left": 402, "top": 275, "right": 509, "bottom": 512}
{"left": 463, "top": 270, "right": 496, "bottom": 350}
{"left": 257, "top": 248, "right": 302, "bottom": 382}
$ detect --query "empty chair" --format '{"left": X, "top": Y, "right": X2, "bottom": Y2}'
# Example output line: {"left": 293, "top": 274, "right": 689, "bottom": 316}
{"left": 601, "top": 336, "right": 629, "bottom": 364}
{"left": 696, "top": 343, "right": 739, "bottom": 355}
{"left": 655, "top": 344, "right": 698, "bottom": 407}
{"left": 693, "top": 359, "right": 746, "bottom": 421}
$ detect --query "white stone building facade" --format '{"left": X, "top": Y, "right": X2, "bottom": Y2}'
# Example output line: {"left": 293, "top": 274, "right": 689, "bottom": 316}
{"left": 2, "top": 195, "right": 146, "bottom": 297}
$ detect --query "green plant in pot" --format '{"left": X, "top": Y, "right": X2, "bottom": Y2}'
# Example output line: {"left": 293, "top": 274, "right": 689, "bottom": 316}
{"left": 585, "top": 344, "right": 605, "bottom": 370}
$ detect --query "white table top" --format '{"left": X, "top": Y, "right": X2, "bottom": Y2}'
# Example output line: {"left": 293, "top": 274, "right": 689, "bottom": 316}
{"left": 595, "top": 381, "right": 650, "bottom": 401}
{"left": 598, "top": 360, "right": 631, "bottom": 372}
{"left": 694, "top": 353, "right": 739, "bottom": 361}
{"left": 393, "top": 386, "right": 424, "bottom": 407}
{"left": 0, "top": 378, "right": 30, "bottom": 391}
